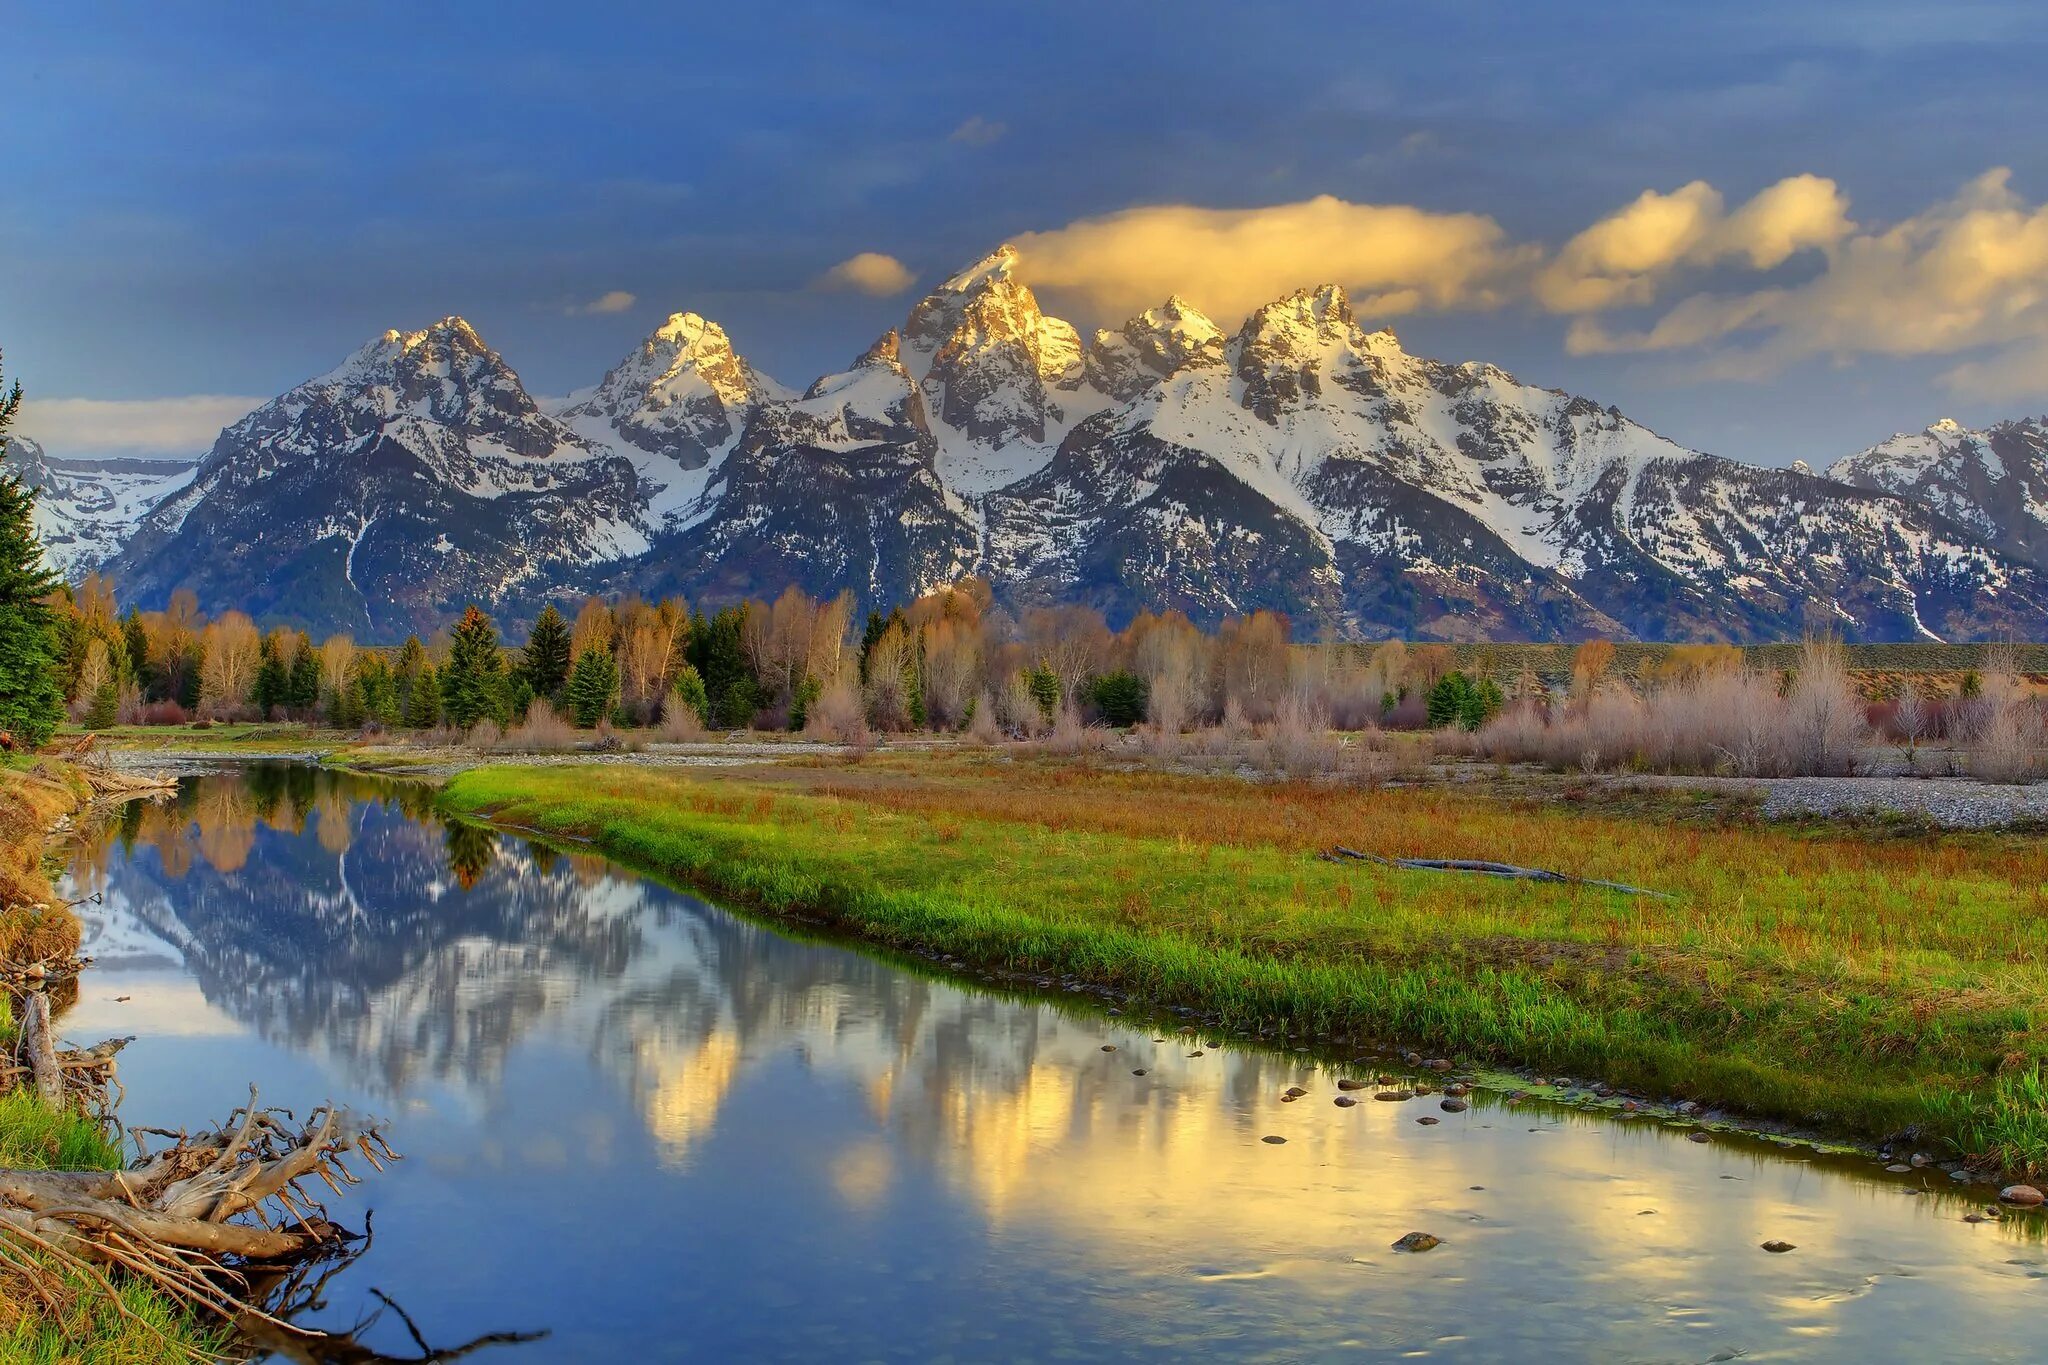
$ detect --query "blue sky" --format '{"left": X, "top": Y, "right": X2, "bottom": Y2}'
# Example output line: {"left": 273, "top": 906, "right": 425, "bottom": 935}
{"left": 7, "top": 1, "right": 2047, "bottom": 464}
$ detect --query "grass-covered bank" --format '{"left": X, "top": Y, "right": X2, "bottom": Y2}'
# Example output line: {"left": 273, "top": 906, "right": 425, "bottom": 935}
{"left": 0, "top": 767, "right": 226, "bottom": 1365}
{"left": 440, "top": 758, "right": 2048, "bottom": 1178}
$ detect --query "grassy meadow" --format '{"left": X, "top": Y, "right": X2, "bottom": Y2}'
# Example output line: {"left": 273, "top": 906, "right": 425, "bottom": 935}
{"left": 440, "top": 754, "right": 2048, "bottom": 1178}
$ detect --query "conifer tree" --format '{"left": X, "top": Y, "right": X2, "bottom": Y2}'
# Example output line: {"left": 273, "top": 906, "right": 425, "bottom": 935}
{"left": 439, "top": 605, "right": 506, "bottom": 728}
{"left": 520, "top": 603, "right": 572, "bottom": 701}
{"left": 0, "top": 416, "right": 64, "bottom": 742}
{"left": 669, "top": 661, "right": 709, "bottom": 726}
{"left": 0, "top": 352, "right": 65, "bottom": 747}
{"left": 252, "top": 635, "right": 288, "bottom": 717}
{"left": 121, "top": 606, "right": 153, "bottom": 698}
{"left": 564, "top": 645, "right": 620, "bottom": 728}
{"left": 404, "top": 664, "right": 441, "bottom": 728}
{"left": 286, "top": 633, "right": 321, "bottom": 712}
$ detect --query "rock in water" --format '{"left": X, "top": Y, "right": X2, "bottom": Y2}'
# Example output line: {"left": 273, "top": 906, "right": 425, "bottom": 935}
{"left": 1261, "top": 1135, "right": 1287, "bottom": 1145}
{"left": 1392, "top": 1232, "right": 1441, "bottom": 1252}
{"left": 1761, "top": 1240, "right": 1796, "bottom": 1254}
{"left": 1999, "top": 1184, "right": 2044, "bottom": 1206}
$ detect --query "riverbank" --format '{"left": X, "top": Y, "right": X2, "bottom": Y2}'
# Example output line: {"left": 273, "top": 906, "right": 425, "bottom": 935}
{"left": 439, "top": 755, "right": 2048, "bottom": 1182}
{"left": 0, "top": 766, "right": 224, "bottom": 1364}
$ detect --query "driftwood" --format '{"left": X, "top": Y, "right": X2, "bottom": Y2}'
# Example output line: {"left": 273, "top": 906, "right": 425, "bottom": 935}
{"left": 1325, "top": 846, "right": 1672, "bottom": 898}
{"left": 0, "top": 1085, "right": 406, "bottom": 1353}
{"left": 18, "top": 991, "right": 63, "bottom": 1107}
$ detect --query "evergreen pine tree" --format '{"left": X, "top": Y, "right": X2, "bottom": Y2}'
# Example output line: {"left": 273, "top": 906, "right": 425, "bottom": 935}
{"left": 121, "top": 607, "right": 154, "bottom": 699}
{"left": 0, "top": 362, "right": 65, "bottom": 747}
{"left": 440, "top": 605, "right": 506, "bottom": 728}
{"left": 286, "top": 634, "right": 321, "bottom": 712}
{"left": 252, "top": 635, "right": 288, "bottom": 717}
{"left": 670, "top": 661, "right": 710, "bottom": 725}
{"left": 520, "top": 604, "right": 572, "bottom": 701}
{"left": 404, "top": 664, "right": 441, "bottom": 728}
{"left": 564, "top": 645, "right": 620, "bottom": 728}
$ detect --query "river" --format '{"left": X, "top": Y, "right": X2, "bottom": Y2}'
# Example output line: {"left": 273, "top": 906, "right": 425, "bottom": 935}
{"left": 52, "top": 765, "right": 2046, "bottom": 1361}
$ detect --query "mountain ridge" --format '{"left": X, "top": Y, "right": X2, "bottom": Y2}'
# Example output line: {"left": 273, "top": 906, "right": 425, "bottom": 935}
{"left": 25, "top": 254, "right": 2048, "bottom": 643}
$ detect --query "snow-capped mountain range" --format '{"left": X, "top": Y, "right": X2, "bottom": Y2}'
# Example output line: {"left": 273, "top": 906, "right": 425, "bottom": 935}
{"left": 0, "top": 436, "right": 199, "bottom": 578}
{"left": 9, "top": 246, "right": 2048, "bottom": 641}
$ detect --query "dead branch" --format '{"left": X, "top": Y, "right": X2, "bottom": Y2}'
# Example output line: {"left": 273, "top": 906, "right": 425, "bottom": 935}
{"left": 1325, "top": 846, "right": 1672, "bottom": 898}
{"left": 19, "top": 991, "right": 63, "bottom": 1107}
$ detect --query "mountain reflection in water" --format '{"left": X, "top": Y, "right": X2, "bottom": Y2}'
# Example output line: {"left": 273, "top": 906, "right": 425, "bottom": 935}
{"left": 54, "top": 766, "right": 2048, "bottom": 1363}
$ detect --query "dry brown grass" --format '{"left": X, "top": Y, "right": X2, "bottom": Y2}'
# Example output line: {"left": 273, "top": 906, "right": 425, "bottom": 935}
{"left": 0, "top": 768, "right": 85, "bottom": 964}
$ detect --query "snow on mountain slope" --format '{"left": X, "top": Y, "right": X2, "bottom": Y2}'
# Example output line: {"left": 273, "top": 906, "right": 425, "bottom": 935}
{"left": 899, "top": 245, "right": 1112, "bottom": 496}
{"left": 606, "top": 330, "right": 978, "bottom": 608}
{"left": 553, "top": 313, "right": 791, "bottom": 530}
{"left": 1, "top": 435, "right": 197, "bottom": 577}
{"left": 108, "top": 318, "right": 647, "bottom": 638}
{"left": 1827, "top": 416, "right": 2048, "bottom": 569}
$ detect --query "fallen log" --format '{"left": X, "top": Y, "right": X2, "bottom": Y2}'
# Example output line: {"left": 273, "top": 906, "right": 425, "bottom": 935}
{"left": 1325, "top": 846, "right": 1672, "bottom": 898}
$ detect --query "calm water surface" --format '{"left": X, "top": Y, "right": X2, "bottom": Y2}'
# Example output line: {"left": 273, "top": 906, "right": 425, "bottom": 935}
{"left": 55, "top": 766, "right": 2046, "bottom": 1362}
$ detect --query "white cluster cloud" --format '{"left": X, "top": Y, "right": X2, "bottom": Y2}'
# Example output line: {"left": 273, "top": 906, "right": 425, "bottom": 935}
{"left": 814, "top": 251, "right": 917, "bottom": 296}
{"left": 17, "top": 395, "right": 264, "bottom": 455}
{"left": 1566, "top": 169, "right": 2048, "bottom": 398}
{"left": 569, "top": 290, "right": 638, "bottom": 316}
{"left": 1535, "top": 174, "right": 1852, "bottom": 312}
{"left": 1011, "top": 195, "right": 1537, "bottom": 324}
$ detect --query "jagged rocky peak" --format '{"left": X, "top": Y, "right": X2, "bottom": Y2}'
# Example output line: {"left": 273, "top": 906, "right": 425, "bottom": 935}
{"left": 1828, "top": 413, "right": 2048, "bottom": 567}
{"left": 902, "top": 244, "right": 1085, "bottom": 449}
{"left": 560, "top": 311, "right": 788, "bottom": 469}
{"left": 297, "top": 314, "right": 567, "bottom": 457}
{"left": 1085, "top": 296, "right": 1226, "bottom": 400}
{"left": 761, "top": 331, "right": 931, "bottom": 453}
{"left": 1231, "top": 284, "right": 1381, "bottom": 422}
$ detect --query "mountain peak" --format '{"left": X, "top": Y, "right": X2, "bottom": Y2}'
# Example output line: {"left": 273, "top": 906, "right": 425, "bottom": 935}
{"left": 1931, "top": 416, "right": 1966, "bottom": 434}
{"left": 938, "top": 244, "right": 1021, "bottom": 294}
{"left": 856, "top": 330, "right": 905, "bottom": 369}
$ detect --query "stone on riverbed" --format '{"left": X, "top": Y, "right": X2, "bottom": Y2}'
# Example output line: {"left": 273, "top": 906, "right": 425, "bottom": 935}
{"left": 1392, "top": 1232, "right": 1441, "bottom": 1252}
{"left": 1374, "top": 1090, "right": 1415, "bottom": 1102}
{"left": 1440, "top": 1099, "right": 1468, "bottom": 1113}
{"left": 2000, "top": 1185, "right": 2045, "bottom": 1206}
{"left": 1760, "top": 1240, "right": 1796, "bottom": 1253}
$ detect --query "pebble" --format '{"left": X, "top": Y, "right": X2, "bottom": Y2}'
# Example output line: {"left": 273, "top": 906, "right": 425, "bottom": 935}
{"left": 1374, "top": 1090, "right": 1415, "bottom": 1102}
{"left": 1761, "top": 1241, "right": 1796, "bottom": 1254}
{"left": 1440, "top": 1099, "right": 1469, "bottom": 1113}
{"left": 1424, "top": 1059, "right": 1453, "bottom": 1072}
{"left": 1392, "top": 1232, "right": 1441, "bottom": 1253}
{"left": 2000, "top": 1185, "right": 2045, "bottom": 1206}
{"left": 1101, "top": 1044, "right": 1117, "bottom": 1052}
{"left": 1131, "top": 1069, "right": 1147, "bottom": 1076}
{"left": 1416, "top": 1116, "right": 1440, "bottom": 1126}
{"left": 1261, "top": 1135, "right": 1286, "bottom": 1145}
{"left": 1334, "top": 1095, "right": 1358, "bottom": 1108}
{"left": 1886, "top": 1164, "right": 1913, "bottom": 1173}
{"left": 1443, "top": 1083, "right": 1470, "bottom": 1097}
{"left": 1336, "top": 1078, "right": 1367, "bottom": 1091}
{"left": 1188, "top": 1051, "right": 1205, "bottom": 1058}
{"left": 1688, "top": 1132, "right": 1711, "bottom": 1144}
{"left": 1284, "top": 1086, "right": 1308, "bottom": 1098}
{"left": 1950, "top": 1169, "right": 1973, "bottom": 1182}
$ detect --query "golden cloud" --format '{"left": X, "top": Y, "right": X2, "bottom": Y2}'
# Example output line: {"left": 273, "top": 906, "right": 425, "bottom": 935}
{"left": 815, "top": 251, "right": 917, "bottom": 296}
{"left": 1571, "top": 169, "right": 2048, "bottom": 399}
{"left": 1536, "top": 175, "right": 1851, "bottom": 313}
{"left": 1009, "top": 195, "right": 1539, "bottom": 324}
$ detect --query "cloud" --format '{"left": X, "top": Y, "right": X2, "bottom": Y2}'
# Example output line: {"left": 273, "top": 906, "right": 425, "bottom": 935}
{"left": 1010, "top": 194, "right": 1539, "bottom": 324}
{"left": 16, "top": 394, "right": 264, "bottom": 456}
{"left": 1566, "top": 169, "right": 2048, "bottom": 400}
{"left": 1536, "top": 174, "right": 1852, "bottom": 312}
{"left": 569, "top": 289, "right": 637, "bottom": 316}
{"left": 814, "top": 251, "right": 917, "bottom": 296}
{"left": 948, "top": 116, "right": 1008, "bottom": 147}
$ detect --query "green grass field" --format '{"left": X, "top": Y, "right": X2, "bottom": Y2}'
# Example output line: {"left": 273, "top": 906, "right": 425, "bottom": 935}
{"left": 439, "top": 757, "right": 2048, "bottom": 1179}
